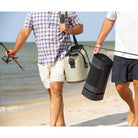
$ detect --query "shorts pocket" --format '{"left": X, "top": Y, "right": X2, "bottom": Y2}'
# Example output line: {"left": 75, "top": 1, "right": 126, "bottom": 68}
{"left": 38, "top": 64, "right": 49, "bottom": 82}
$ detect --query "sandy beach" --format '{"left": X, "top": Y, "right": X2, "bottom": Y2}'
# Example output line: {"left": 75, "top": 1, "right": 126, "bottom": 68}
{"left": 0, "top": 82, "right": 133, "bottom": 127}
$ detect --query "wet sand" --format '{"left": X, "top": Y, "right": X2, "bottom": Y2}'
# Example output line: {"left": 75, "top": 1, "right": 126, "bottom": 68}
{"left": 0, "top": 82, "right": 134, "bottom": 127}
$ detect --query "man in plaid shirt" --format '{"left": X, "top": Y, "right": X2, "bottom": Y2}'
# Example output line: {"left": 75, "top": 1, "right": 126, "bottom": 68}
{"left": 8, "top": 11, "right": 83, "bottom": 126}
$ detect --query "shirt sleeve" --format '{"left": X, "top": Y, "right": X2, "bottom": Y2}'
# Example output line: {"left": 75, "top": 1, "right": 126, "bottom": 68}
{"left": 24, "top": 12, "right": 33, "bottom": 29}
{"left": 68, "top": 12, "right": 82, "bottom": 26}
{"left": 106, "top": 12, "right": 117, "bottom": 20}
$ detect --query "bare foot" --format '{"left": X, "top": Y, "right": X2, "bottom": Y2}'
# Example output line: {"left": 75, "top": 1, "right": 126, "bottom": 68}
{"left": 57, "top": 124, "right": 66, "bottom": 127}
{"left": 127, "top": 111, "right": 135, "bottom": 126}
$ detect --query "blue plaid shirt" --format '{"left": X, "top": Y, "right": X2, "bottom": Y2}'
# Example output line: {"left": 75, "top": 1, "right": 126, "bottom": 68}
{"left": 24, "top": 11, "right": 82, "bottom": 65}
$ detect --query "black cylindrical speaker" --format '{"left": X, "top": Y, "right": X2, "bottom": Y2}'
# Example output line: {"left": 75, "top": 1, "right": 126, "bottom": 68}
{"left": 82, "top": 53, "right": 113, "bottom": 101}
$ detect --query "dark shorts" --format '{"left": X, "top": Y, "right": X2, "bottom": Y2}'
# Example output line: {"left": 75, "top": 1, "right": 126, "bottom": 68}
{"left": 112, "top": 55, "right": 138, "bottom": 83}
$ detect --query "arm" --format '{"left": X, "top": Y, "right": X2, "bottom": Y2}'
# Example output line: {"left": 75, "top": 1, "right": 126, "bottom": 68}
{"left": 8, "top": 27, "right": 32, "bottom": 57}
{"left": 93, "top": 17, "right": 115, "bottom": 54}
{"left": 59, "top": 24, "right": 83, "bottom": 35}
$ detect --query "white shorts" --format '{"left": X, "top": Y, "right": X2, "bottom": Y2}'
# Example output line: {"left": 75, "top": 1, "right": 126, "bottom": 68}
{"left": 38, "top": 60, "right": 65, "bottom": 89}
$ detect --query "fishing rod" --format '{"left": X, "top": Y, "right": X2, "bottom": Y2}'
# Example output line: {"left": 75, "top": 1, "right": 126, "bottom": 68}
{"left": 83, "top": 44, "right": 138, "bottom": 57}
{"left": 0, "top": 41, "right": 24, "bottom": 71}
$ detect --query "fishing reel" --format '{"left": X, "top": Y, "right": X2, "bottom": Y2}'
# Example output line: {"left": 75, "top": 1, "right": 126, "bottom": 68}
{"left": 2, "top": 55, "right": 12, "bottom": 63}
{"left": 2, "top": 55, "right": 18, "bottom": 64}
{"left": 0, "top": 41, "right": 24, "bottom": 71}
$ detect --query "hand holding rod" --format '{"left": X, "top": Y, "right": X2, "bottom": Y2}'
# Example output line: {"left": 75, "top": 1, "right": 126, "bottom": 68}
{"left": 84, "top": 44, "right": 138, "bottom": 57}
{"left": 0, "top": 41, "right": 24, "bottom": 71}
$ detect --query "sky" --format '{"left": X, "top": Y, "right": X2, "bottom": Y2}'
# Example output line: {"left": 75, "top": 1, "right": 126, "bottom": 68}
{"left": 0, "top": 12, "right": 115, "bottom": 42}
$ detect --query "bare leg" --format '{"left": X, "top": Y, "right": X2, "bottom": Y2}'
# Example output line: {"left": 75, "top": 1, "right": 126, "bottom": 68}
{"left": 47, "top": 88, "right": 65, "bottom": 126}
{"left": 116, "top": 82, "right": 135, "bottom": 125}
{"left": 50, "top": 82, "right": 65, "bottom": 126}
{"left": 133, "top": 80, "right": 138, "bottom": 126}
{"left": 56, "top": 96, "right": 66, "bottom": 126}
{"left": 47, "top": 88, "right": 51, "bottom": 99}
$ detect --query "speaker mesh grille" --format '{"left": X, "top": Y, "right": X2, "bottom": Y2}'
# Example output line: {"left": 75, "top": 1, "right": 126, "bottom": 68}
{"left": 87, "top": 65, "right": 102, "bottom": 88}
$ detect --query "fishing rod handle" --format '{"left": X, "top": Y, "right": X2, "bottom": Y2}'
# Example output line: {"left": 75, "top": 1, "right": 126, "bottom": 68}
{"left": 13, "top": 58, "right": 24, "bottom": 71}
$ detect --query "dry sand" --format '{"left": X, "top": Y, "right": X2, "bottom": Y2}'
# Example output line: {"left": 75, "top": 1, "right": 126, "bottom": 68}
{"left": 0, "top": 82, "right": 133, "bottom": 127}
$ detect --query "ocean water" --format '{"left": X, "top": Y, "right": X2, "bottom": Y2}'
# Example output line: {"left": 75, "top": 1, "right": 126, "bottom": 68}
{"left": 0, "top": 42, "right": 115, "bottom": 116}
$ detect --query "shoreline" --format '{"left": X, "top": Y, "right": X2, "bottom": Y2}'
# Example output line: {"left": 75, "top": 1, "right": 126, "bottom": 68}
{"left": 0, "top": 83, "right": 84, "bottom": 117}
{"left": 0, "top": 82, "right": 133, "bottom": 126}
